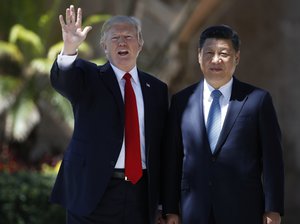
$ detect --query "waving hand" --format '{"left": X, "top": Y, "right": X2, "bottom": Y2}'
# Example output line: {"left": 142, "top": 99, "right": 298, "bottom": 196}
{"left": 59, "top": 5, "right": 92, "bottom": 55}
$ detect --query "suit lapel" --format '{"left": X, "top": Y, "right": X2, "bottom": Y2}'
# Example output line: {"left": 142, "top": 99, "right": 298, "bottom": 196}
{"left": 138, "top": 71, "right": 151, "bottom": 155}
{"left": 196, "top": 82, "right": 208, "bottom": 147}
{"left": 182, "top": 81, "right": 210, "bottom": 153}
{"left": 214, "top": 78, "right": 248, "bottom": 154}
{"left": 98, "top": 62, "right": 124, "bottom": 124}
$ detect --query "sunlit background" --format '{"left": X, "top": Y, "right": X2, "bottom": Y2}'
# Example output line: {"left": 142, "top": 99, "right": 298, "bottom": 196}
{"left": 1, "top": 0, "right": 299, "bottom": 223}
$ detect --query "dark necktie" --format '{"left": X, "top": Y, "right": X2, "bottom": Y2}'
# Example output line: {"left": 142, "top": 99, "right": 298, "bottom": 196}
{"left": 207, "top": 89, "right": 222, "bottom": 152}
{"left": 123, "top": 73, "right": 142, "bottom": 184}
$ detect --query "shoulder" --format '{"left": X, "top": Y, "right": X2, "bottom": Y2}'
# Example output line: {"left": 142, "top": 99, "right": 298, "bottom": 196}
{"left": 232, "top": 77, "right": 270, "bottom": 99}
{"left": 139, "top": 70, "right": 168, "bottom": 89}
{"left": 74, "top": 58, "right": 97, "bottom": 68}
{"left": 71, "top": 58, "right": 99, "bottom": 74}
{"left": 172, "top": 82, "right": 201, "bottom": 101}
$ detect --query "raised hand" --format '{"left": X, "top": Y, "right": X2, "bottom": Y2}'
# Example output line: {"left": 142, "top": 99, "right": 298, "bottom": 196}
{"left": 59, "top": 5, "right": 92, "bottom": 55}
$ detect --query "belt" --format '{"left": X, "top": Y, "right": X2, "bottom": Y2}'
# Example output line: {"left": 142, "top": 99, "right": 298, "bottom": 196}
{"left": 112, "top": 169, "right": 146, "bottom": 181}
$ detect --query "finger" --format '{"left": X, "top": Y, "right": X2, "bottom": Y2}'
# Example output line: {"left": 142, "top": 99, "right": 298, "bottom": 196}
{"left": 70, "top": 5, "right": 75, "bottom": 24}
{"left": 59, "top": 14, "right": 66, "bottom": 28}
{"left": 65, "top": 7, "right": 71, "bottom": 24}
{"left": 82, "top": 26, "right": 92, "bottom": 36}
{"left": 76, "top": 8, "right": 82, "bottom": 28}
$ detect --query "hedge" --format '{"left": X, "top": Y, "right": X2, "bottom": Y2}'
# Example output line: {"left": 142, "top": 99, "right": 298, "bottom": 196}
{"left": 0, "top": 171, "right": 65, "bottom": 224}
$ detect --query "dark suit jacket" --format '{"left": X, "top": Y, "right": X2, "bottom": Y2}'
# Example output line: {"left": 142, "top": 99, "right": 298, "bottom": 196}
{"left": 162, "top": 77, "right": 284, "bottom": 224}
{"left": 50, "top": 59, "right": 168, "bottom": 224}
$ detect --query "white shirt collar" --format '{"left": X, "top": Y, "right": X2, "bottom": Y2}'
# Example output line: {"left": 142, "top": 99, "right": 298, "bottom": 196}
{"left": 110, "top": 63, "right": 139, "bottom": 84}
{"left": 203, "top": 78, "right": 233, "bottom": 102}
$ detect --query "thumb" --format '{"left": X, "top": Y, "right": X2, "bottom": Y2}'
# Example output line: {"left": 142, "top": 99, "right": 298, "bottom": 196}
{"left": 82, "top": 26, "right": 92, "bottom": 36}
{"left": 262, "top": 215, "right": 267, "bottom": 224}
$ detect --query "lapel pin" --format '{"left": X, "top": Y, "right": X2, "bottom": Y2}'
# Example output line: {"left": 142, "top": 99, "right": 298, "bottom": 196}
{"left": 146, "top": 83, "right": 150, "bottom": 87}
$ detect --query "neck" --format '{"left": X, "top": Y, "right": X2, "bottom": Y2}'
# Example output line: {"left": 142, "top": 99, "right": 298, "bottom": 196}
{"left": 206, "top": 77, "right": 232, "bottom": 89}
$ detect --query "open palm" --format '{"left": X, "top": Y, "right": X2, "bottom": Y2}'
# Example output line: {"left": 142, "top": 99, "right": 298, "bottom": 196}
{"left": 59, "top": 5, "right": 92, "bottom": 55}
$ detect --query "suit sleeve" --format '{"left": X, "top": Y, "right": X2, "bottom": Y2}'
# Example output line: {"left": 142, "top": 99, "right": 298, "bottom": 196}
{"left": 259, "top": 92, "right": 284, "bottom": 215}
{"left": 50, "top": 59, "right": 86, "bottom": 103}
{"left": 162, "top": 95, "right": 183, "bottom": 215}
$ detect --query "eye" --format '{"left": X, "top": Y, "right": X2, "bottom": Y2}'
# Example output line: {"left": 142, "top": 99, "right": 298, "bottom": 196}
{"left": 125, "top": 35, "right": 133, "bottom": 40}
{"left": 220, "top": 52, "right": 230, "bottom": 57}
{"left": 111, "top": 36, "right": 119, "bottom": 41}
{"left": 204, "top": 51, "right": 214, "bottom": 55}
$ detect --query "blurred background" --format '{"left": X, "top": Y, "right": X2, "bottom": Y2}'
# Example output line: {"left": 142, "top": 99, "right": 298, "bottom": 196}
{"left": 0, "top": 0, "right": 299, "bottom": 223}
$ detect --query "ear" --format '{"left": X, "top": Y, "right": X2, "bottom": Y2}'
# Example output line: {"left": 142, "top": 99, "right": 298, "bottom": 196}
{"left": 102, "top": 44, "right": 108, "bottom": 54}
{"left": 197, "top": 48, "right": 202, "bottom": 63}
{"left": 235, "top": 51, "right": 240, "bottom": 65}
{"left": 138, "top": 41, "right": 143, "bottom": 52}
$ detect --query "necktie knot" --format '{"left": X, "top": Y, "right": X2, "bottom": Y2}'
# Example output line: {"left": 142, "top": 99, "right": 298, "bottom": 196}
{"left": 211, "top": 89, "right": 222, "bottom": 100}
{"left": 123, "top": 73, "right": 131, "bottom": 81}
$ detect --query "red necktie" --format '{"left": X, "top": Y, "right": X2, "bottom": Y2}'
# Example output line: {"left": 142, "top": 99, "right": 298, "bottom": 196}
{"left": 123, "top": 73, "right": 142, "bottom": 184}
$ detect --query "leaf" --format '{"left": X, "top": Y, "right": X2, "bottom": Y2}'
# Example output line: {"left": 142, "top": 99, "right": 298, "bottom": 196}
{"left": 29, "top": 58, "right": 53, "bottom": 76}
{"left": 5, "top": 97, "right": 40, "bottom": 141}
{"left": 0, "top": 75, "right": 22, "bottom": 114}
{"left": 47, "top": 41, "right": 93, "bottom": 60}
{"left": 47, "top": 42, "right": 64, "bottom": 61}
{"left": 9, "top": 24, "right": 45, "bottom": 57}
{"left": 0, "top": 41, "right": 24, "bottom": 64}
{"left": 48, "top": 92, "right": 73, "bottom": 128}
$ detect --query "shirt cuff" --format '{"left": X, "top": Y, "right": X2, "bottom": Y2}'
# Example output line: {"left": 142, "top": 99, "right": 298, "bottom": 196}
{"left": 57, "top": 50, "right": 78, "bottom": 70}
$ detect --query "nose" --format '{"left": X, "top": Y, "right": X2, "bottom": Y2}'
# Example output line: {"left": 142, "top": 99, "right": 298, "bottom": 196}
{"left": 117, "top": 36, "right": 126, "bottom": 45}
{"left": 211, "top": 54, "right": 221, "bottom": 63}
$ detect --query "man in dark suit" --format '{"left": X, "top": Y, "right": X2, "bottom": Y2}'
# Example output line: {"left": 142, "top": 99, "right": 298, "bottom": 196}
{"left": 50, "top": 5, "right": 168, "bottom": 224}
{"left": 162, "top": 25, "right": 284, "bottom": 224}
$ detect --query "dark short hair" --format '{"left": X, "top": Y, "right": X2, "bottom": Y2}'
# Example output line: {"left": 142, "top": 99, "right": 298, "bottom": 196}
{"left": 199, "top": 25, "right": 241, "bottom": 52}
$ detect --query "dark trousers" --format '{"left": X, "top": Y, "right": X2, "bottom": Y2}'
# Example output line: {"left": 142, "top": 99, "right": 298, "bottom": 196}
{"left": 67, "top": 174, "right": 149, "bottom": 224}
{"left": 209, "top": 209, "right": 216, "bottom": 224}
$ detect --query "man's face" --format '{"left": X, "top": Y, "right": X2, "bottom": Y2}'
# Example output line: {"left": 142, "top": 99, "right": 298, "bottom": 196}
{"left": 198, "top": 38, "right": 240, "bottom": 88}
{"left": 102, "top": 23, "right": 142, "bottom": 72}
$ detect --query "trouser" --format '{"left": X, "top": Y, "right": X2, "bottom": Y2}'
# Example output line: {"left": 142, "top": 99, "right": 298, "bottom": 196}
{"left": 67, "top": 171, "right": 149, "bottom": 224}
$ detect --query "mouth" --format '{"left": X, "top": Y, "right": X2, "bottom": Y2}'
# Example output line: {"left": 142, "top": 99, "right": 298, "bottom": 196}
{"left": 118, "top": 50, "right": 129, "bottom": 56}
{"left": 210, "top": 67, "right": 222, "bottom": 72}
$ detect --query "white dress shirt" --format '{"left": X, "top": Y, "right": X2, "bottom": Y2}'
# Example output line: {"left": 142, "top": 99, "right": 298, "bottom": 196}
{"left": 56, "top": 53, "right": 146, "bottom": 169}
{"left": 203, "top": 78, "right": 233, "bottom": 129}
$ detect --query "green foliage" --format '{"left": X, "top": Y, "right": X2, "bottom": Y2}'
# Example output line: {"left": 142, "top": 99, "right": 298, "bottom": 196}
{"left": 0, "top": 41, "right": 24, "bottom": 64}
{"left": 0, "top": 171, "right": 65, "bottom": 224}
{"left": 0, "top": 0, "right": 45, "bottom": 37}
{"left": 0, "top": 75, "right": 22, "bottom": 99}
{"left": 47, "top": 42, "right": 64, "bottom": 61}
{"left": 0, "top": 0, "right": 107, "bottom": 166}
{"left": 0, "top": 75, "right": 22, "bottom": 115}
{"left": 6, "top": 96, "right": 40, "bottom": 141}
{"left": 9, "top": 24, "right": 45, "bottom": 60}
{"left": 83, "top": 14, "right": 111, "bottom": 27}
{"left": 29, "top": 58, "right": 53, "bottom": 75}
{"left": 0, "top": 41, "right": 23, "bottom": 76}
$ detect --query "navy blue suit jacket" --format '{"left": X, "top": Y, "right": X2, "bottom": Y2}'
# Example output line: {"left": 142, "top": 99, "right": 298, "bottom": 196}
{"left": 50, "top": 59, "right": 168, "bottom": 223}
{"left": 163, "top": 77, "right": 284, "bottom": 224}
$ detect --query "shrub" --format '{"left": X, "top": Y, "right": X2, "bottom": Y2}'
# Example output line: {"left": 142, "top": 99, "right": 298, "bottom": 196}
{"left": 0, "top": 171, "right": 65, "bottom": 224}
